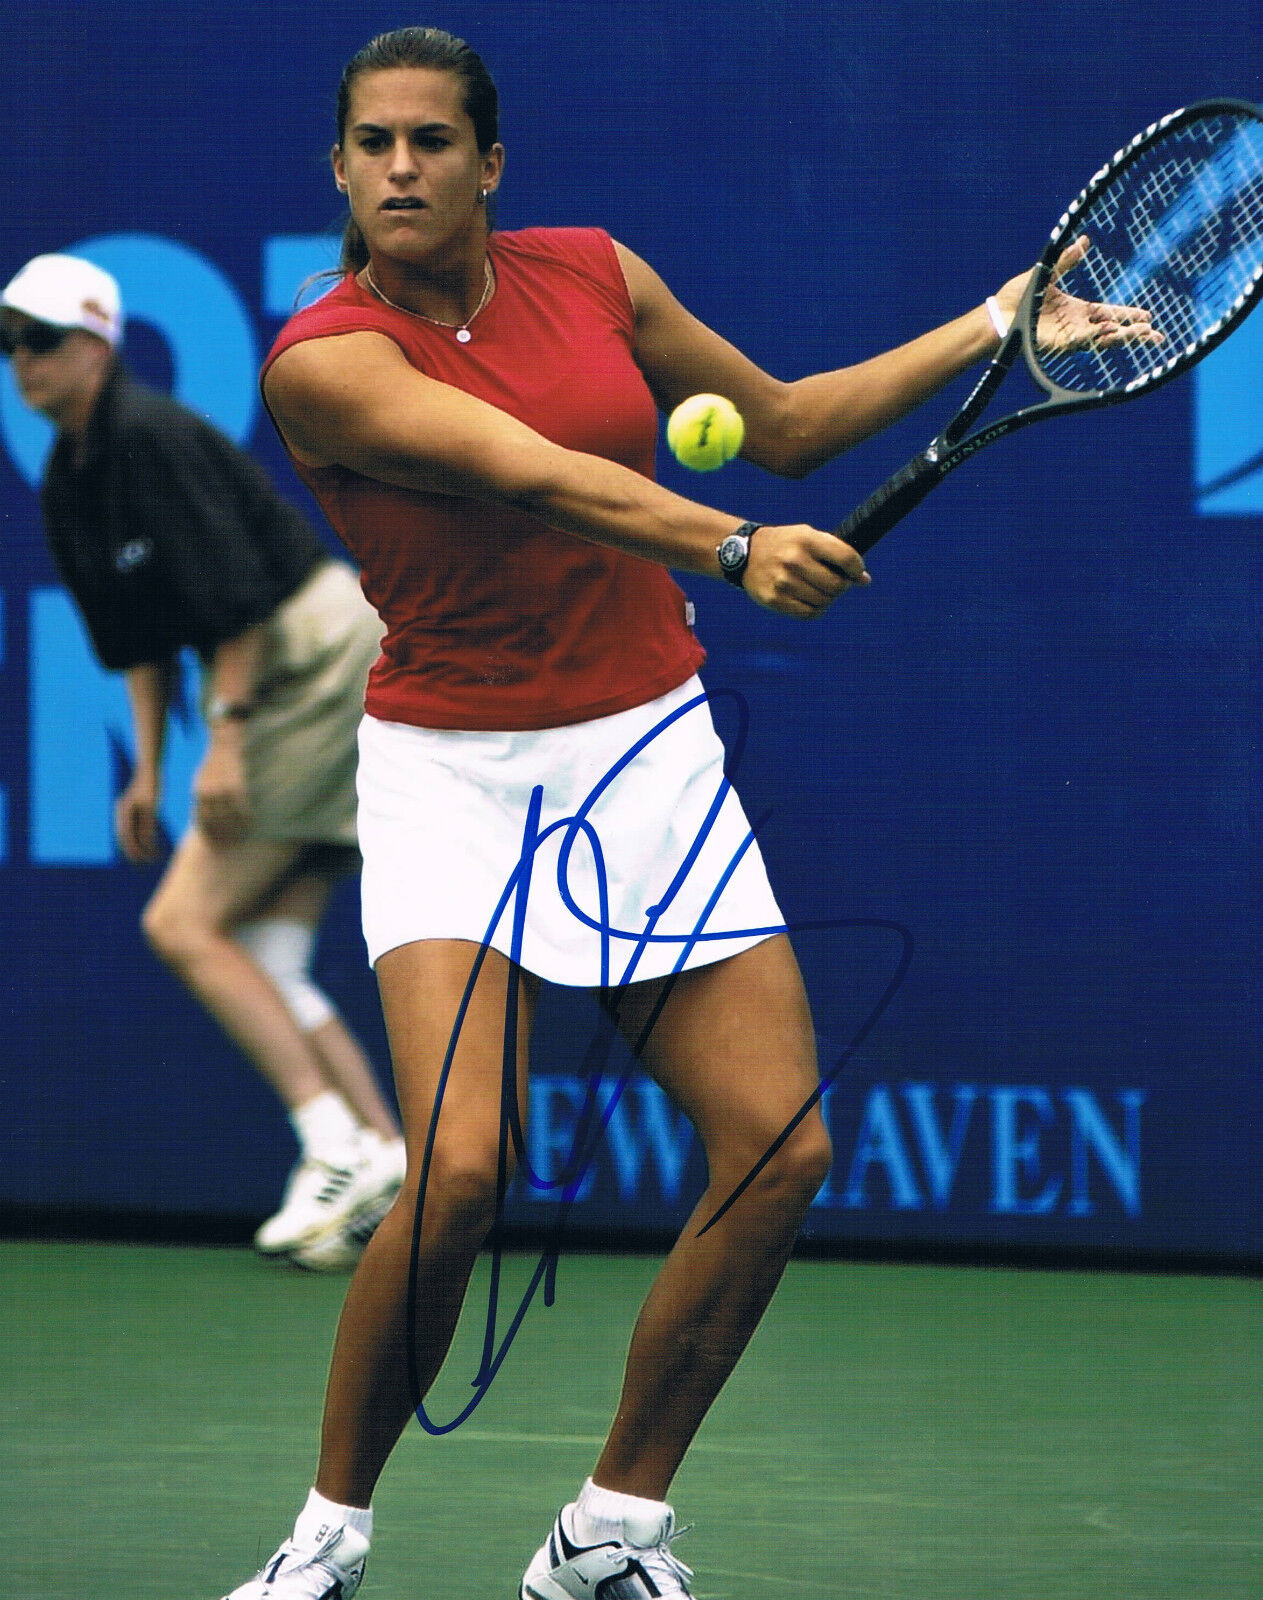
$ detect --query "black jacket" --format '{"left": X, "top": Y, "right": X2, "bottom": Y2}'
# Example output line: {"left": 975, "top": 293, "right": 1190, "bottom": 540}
{"left": 40, "top": 366, "right": 326, "bottom": 669}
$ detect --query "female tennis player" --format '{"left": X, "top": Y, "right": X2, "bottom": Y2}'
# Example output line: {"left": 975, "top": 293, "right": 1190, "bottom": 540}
{"left": 221, "top": 25, "right": 1136, "bottom": 1600}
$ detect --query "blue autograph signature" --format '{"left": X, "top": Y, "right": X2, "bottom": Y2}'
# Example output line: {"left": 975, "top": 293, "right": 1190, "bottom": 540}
{"left": 405, "top": 687, "right": 912, "bottom": 1433}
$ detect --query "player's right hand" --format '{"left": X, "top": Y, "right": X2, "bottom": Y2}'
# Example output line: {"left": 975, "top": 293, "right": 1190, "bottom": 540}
{"left": 115, "top": 771, "right": 163, "bottom": 864}
{"left": 741, "top": 525, "right": 871, "bottom": 617}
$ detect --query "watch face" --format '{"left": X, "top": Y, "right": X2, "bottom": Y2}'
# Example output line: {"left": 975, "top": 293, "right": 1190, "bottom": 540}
{"left": 718, "top": 534, "right": 748, "bottom": 572}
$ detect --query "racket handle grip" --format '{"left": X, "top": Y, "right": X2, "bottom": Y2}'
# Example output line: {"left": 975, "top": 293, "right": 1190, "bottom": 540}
{"left": 833, "top": 450, "right": 943, "bottom": 555}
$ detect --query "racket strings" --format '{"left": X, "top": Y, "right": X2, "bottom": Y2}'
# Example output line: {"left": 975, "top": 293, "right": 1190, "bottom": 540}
{"left": 1035, "top": 111, "right": 1263, "bottom": 395}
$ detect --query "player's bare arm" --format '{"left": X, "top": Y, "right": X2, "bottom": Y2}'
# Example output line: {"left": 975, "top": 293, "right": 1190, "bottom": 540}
{"left": 614, "top": 240, "right": 1013, "bottom": 476}
{"left": 265, "top": 332, "right": 867, "bottom": 612}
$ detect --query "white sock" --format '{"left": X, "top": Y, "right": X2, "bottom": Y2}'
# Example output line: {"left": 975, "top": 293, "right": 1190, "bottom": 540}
{"left": 572, "top": 1477, "right": 671, "bottom": 1547}
{"left": 359, "top": 1127, "right": 400, "bottom": 1152}
{"left": 359, "top": 1129, "right": 407, "bottom": 1180}
{"left": 291, "top": 1091, "right": 362, "bottom": 1165}
{"left": 293, "top": 1487, "right": 373, "bottom": 1547}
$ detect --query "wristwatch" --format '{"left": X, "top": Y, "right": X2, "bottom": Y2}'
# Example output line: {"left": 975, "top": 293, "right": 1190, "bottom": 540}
{"left": 716, "top": 521, "right": 762, "bottom": 587}
{"left": 207, "top": 696, "right": 254, "bottom": 723}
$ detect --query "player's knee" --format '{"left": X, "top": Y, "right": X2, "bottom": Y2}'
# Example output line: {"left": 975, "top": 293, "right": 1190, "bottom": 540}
{"left": 731, "top": 1111, "right": 832, "bottom": 1214}
{"left": 140, "top": 896, "right": 206, "bottom": 971}
{"left": 786, "top": 1114, "right": 833, "bottom": 1200}
{"left": 411, "top": 1142, "right": 508, "bottom": 1237}
{"left": 235, "top": 918, "right": 335, "bottom": 1032}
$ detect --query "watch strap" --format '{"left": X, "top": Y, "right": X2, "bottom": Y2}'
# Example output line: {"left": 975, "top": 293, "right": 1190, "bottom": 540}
{"left": 207, "top": 697, "right": 254, "bottom": 723}
{"left": 717, "top": 520, "right": 762, "bottom": 586}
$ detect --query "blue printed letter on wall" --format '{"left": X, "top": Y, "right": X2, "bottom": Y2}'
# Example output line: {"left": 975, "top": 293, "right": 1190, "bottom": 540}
{"left": 1195, "top": 305, "right": 1263, "bottom": 515}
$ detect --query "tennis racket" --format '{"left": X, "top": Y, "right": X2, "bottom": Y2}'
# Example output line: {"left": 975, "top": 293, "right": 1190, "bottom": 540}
{"left": 835, "top": 98, "right": 1263, "bottom": 555}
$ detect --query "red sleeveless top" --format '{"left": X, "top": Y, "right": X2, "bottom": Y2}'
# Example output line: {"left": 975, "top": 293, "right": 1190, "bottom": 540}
{"left": 262, "top": 227, "right": 705, "bottom": 731}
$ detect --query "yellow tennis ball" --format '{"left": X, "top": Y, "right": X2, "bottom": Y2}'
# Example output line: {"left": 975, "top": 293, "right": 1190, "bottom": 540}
{"left": 666, "top": 393, "right": 745, "bottom": 471}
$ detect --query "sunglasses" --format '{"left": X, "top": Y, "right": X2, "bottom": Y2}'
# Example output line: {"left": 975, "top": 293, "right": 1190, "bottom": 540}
{"left": 0, "top": 319, "right": 73, "bottom": 356}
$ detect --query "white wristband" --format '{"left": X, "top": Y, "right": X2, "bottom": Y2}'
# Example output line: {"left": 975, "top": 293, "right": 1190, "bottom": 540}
{"left": 985, "top": 296, "right": 1012, "bottom": 340}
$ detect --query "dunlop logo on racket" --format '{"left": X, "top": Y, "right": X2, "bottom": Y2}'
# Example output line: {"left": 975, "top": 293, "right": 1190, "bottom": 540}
{"left": 835, "top": 99, "right": 1263, "bottom": 554}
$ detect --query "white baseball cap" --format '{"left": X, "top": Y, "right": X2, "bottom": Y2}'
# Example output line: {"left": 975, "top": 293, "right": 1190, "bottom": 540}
{"left": 1, "top": 254, "right": 123, "bottom": 346}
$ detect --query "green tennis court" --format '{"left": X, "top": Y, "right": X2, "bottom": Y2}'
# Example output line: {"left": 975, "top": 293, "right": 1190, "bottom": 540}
{"left": 3, "top": 1240, "right": 1258, "bottom": 1598}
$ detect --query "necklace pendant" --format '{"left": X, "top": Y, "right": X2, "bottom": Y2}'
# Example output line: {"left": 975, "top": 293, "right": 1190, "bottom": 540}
{"left": 456, "top": 328, "right": 472, "bottom": 343}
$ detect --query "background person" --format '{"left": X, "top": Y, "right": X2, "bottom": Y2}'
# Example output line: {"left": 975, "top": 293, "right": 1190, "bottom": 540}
{"left": 218, "top": 25, "right": 1150, "bottom": 1600}
{"left": 1, "top": 251, "right": 404, "bottom": 1271}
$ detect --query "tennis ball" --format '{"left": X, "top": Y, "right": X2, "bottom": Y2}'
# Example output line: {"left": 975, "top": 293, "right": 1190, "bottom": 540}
{"left": 666, "top": 393, "right": 745, "bottom": 471}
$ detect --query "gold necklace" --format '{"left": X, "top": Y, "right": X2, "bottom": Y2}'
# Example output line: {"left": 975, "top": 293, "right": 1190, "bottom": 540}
{"left": 363, "top": 259, "right": 494, "bottom": 344}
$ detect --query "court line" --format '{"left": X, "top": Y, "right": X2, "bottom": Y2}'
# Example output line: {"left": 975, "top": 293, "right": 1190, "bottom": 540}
{"left": 404, "top": 1428, "right": 839, "bottom": 1458}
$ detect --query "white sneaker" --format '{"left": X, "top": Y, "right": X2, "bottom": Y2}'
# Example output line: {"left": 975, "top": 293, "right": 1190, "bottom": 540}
{"left": 253, "top": 1155, "right": 363, "bottom": 1256}
{"left": 254, "top": 1132, "right": 403, "bottom": 1258}
{"left": 520, "top": 1504, "right": 695, "bottom": 1599}
{"left": 220, "top": 1523, "right": 369, "bottom": 1598}
{"left": 288, "top": 1134, "right": 406, "bottom": 1272}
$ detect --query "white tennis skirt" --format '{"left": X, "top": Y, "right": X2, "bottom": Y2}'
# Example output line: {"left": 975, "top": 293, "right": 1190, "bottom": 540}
{"left": 356, "top": 675, "right": 785, "bottom": 986}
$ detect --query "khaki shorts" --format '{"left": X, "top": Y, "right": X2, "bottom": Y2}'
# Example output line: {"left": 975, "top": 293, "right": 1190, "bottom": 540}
{"left": 206, "top": 561, "right": 382, "bottom": 847}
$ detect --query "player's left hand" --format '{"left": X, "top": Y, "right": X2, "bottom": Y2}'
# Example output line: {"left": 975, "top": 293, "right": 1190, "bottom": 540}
{"left": 194, "top": 736, "right": 252, "bottom": 845}
{"left": 994, "top": 237, "right": 1164, "bottom": 352}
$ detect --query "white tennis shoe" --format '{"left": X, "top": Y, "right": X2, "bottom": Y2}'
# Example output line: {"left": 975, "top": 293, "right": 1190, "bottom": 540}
{"left": 288, "top": 1133, "right": 406, "bottom": 1270}
{"left": 219, "top": 1523, "right": 369, "bottom": 1599}
{"left": 520, "top": 1503, "right": 695, "bottom": 1599}
{"left": 254, "top": 1133, "right": 405, "bottom": 1261}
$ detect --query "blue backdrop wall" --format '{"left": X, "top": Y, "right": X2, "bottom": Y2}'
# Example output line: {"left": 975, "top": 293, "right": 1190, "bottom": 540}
{"left": 2, "top": 1, "right": 1259, "bottom": 1261}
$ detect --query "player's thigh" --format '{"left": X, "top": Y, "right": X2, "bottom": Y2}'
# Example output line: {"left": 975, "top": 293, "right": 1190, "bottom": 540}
{"left": 375, "top": 938, "right": 535, "bottom": 1169}
{"left": 231, "top": 843, "right": 361, "bottom": 927}
{"left": 145, "top": 828, "right": 306, "bottom": 936}
{"left": 616, "top": 933, "right": 823, "bottom": 1165}
{"left": 246, "top": 860, "right": 334, "bottom": 927}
